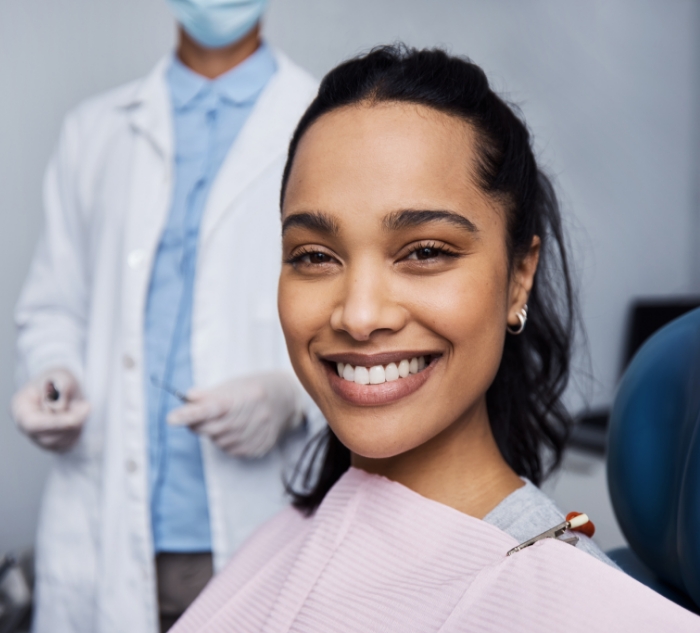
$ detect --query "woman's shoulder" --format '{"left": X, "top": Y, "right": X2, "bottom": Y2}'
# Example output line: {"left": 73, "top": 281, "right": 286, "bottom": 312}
{"left": 483, "top": 478, "right": 618, "bottom": 568}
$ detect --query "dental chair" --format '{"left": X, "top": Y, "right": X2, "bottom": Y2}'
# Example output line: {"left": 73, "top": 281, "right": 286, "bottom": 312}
{"left": 607, "top": 307, "right": 700, "bottom": 613}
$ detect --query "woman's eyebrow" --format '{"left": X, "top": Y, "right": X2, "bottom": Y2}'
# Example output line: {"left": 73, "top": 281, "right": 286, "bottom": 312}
{"left": 282, "top": 211, "right": 339, "bottom": 237}
{"left": 383, "top": 209, "right": 478, "bottom": 233}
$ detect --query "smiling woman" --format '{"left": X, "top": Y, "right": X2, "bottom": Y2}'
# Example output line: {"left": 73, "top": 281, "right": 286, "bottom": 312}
{"left": 279, "top": 46, "right": 571, "bottom": 514}
{"left": 171, "top": 46, "right": 699, "bottom": 633}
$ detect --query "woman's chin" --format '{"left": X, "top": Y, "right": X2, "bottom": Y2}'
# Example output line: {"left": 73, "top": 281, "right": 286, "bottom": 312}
{"left": 330, "top": 422, "right": 427, "bottom": 462}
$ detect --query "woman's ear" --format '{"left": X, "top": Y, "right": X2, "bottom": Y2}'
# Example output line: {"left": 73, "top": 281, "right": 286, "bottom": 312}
{"left": 507, "top": 236, "right": 540, "bottom": 329}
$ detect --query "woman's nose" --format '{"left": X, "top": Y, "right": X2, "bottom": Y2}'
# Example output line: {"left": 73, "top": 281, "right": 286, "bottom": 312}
{"left": 329, "top": 265, "right": 407, "bottom": 341}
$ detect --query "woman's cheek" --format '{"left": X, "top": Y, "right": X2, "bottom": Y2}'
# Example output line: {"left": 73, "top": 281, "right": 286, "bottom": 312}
{"left": 452, "top": 271, "right": 509, "bottom": 390}
{"left": 416, "top": 261, "right": 507, "bottom": 382}
{"left": 407, "top": 266, "right": 492, "bottom": 334}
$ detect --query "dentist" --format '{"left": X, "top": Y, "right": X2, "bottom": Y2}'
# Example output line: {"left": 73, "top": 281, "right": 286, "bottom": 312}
{"left": 11, "top": 2, "right": 320, "bottom": 631}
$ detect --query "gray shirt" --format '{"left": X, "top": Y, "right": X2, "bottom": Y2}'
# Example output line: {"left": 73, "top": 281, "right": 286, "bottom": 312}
{"left": 483, "top": 478, "right": 618, "bottom": 569}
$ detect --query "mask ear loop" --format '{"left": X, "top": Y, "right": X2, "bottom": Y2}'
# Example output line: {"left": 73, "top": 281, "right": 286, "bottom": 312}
{"left": 506, "top": 304, "right": 528, "bottom": 335}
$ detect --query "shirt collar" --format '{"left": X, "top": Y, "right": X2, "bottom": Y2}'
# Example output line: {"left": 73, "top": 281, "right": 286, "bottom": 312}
{"left": 167, "top": 42, "right": 277, "bottom": 110}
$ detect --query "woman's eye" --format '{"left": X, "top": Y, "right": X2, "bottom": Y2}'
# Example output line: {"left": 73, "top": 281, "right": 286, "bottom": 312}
{"left": 288, "top": 249, "right": 337, "bottom": 268}
{"left": 405, "top": 245, "right": 455, "bottom": 261}
{"left": 412, "top": 247, "right": 442, "bottom": 260}
{"left": 303, "top": 252, "right": 334, "bottom": 264}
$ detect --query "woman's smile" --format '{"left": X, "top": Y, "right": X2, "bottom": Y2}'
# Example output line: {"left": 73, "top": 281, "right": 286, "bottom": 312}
{"left": 320, "top": 351, "right": 442, "bottom": 406}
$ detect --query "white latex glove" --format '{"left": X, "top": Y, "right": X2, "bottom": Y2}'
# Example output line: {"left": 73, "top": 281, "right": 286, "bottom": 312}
{"left": 167, "top": 372, "right": 304, "bottom": 458}
{"left": 11, "top": 368, "right": 90, "bottom": 452}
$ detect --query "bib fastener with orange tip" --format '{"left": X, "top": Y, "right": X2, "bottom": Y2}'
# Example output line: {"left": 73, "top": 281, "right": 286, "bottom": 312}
{"left": 506, "top": 512, "right": 594, "bottom": 556}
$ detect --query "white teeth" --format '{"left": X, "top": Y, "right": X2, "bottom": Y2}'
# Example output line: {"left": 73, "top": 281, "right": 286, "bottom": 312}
{"left": 354, "top": 366, "right": 370, "bottom": 385}
{"left": 342, "top": 364, "right": 355, "bottom": 381}
{"left": 369, "top": 365, "right": 385, "bottom": 384}
{"left": 337, "top": 356, "right": 432, "bottom": 384}
{"left": 385, "top": 363, "right": 399, "bottom": 382}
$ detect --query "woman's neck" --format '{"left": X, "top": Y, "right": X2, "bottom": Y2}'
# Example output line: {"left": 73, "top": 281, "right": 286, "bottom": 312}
{"left": 352, "top": 400, "right": 524, "bottom": 519}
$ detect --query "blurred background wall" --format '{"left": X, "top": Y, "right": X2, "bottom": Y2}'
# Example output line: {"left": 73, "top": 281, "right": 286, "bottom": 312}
{"left": 0, "top": 0, "right": 698, "bottom": 554}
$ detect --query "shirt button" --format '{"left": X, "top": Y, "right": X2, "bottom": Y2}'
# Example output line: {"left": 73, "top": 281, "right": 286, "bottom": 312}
{"left": 125, "top": 459, "right": 138, "bottom": 473}
{"left": 123, "top": 354, "right": 135, "bottom": 369}
{"left": 127, "top": 249, "right": 146, "bottom": 269}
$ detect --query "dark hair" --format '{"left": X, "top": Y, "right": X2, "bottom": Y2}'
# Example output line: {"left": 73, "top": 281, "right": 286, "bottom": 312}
{"left": 282, "top": 45, "right": 575, "bottom": 514}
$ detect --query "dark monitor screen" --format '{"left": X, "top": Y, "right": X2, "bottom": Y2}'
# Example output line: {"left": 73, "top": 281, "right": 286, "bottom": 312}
{"left": 572, "top": 297, "right": 700, "bottom": 452}
{"left": 622, "top": 298, "right": 700, "bottom": 372}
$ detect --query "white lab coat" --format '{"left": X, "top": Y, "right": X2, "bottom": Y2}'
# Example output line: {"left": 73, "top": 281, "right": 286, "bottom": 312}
{"left": 15, "top": 51, "right": 321, "bottom": 633}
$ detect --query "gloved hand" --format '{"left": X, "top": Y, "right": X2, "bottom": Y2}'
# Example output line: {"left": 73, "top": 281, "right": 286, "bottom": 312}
{"left": 167, "top": 372, "right": 304, "bottom": 458}
{"left": 11, "top": 368, "right": 91, "bottom": 452}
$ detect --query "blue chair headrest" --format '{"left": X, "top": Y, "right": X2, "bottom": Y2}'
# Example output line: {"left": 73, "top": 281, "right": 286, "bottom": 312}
{"left": 608, "top": 307, "right": 700, "bottom": 606}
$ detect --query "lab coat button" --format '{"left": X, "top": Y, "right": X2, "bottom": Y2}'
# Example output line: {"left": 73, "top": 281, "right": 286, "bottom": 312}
{"left": 123, "top": 354, "right": 135, "bottom": 369}
{"left": 125, "top": 459, "right": 138, "bottom": 473}
{"left": 127, "top": 249, "right": 146, "bottom": 269}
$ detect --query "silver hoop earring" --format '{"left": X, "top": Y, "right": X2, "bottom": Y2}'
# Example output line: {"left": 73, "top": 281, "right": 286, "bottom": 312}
{"left": 507, "top": 304, "right": 528, "bottom": 335}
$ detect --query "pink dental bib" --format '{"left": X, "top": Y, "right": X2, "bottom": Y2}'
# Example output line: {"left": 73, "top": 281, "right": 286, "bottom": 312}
{"left": 173, "top": 468, "right": 700, "bottom": 632}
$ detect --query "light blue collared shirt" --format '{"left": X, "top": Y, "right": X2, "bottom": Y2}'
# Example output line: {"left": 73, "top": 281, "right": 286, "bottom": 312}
{"left": 144, "top": 45, "right": 277, "bottom": 553}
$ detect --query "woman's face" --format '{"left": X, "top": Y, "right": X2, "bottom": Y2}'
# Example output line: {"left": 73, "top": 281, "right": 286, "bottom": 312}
{"left": 279, "top": 102, "right": 537, "bottom": 460}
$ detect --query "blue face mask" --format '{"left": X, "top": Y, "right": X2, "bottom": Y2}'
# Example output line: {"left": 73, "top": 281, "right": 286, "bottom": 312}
{"left": 166, "top": 0, "right": 269, "bottom": 49}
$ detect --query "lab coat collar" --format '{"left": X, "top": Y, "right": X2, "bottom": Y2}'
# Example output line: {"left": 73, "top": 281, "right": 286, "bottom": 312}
{"left": 199, "top": 49, "right": 306, "bottom": 244}
{"left": 118, "top": 56, "right": 174, "bottom": 161}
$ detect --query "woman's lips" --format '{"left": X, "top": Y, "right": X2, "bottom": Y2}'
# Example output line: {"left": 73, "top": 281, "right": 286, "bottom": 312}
{"left": 323, "top": 356, "right": 439, "bottom": 406}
